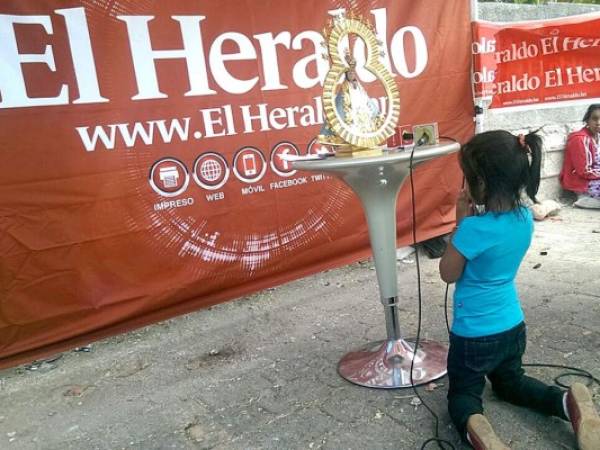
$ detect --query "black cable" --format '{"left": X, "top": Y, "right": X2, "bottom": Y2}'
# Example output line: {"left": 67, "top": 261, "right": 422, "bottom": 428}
{"left": 407, "top": 134, "right": 599, "bottom": 448}
{"left": 522, "top": 363, "right": 600, "bottom": 389}
{"left": 439, "top": 136, "right": 459, "bottom": 143}
{"left": 444, "top": 283, "right": 450, "bottom": 334}
{"left": 408, "top": 145, "right": 455, "bottom": 450}
{"left": 406, "top": 137, "right": 598, "bottom": 448}
{"left": 442, "top": 285, "right": 600, "bottom": 390}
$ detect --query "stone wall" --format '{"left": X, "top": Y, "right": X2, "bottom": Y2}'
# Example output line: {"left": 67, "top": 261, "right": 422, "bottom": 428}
{"left": 477, "top": 2, "right": 600, "bottom": 200}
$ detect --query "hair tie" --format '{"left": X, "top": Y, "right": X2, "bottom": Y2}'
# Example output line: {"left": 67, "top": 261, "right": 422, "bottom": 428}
{"left": 517, "top": 134, "right": 531, "bottom": 154}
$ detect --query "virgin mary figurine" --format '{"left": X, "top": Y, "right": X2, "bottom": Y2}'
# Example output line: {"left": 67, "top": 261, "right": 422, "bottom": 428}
{"left": 318, "top": 51, "right": 384, "bottom": 146}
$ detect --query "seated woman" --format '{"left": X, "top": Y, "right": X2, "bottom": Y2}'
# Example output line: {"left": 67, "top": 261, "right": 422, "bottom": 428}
{"left": 560, "top": 104, "right": 600, "bottom": 208}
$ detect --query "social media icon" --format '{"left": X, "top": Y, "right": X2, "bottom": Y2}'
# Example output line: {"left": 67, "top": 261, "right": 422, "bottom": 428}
{"left": 193, "top": 152, "right": 229, "bottom": 190}
{"left": 233, "top": 147, "right": 267, "bottom": 183}
{"left": 159, "top": 166, "right": 180, "bottom": 188}
{"left": 149, "top": 158, "right": 190, "bottom": 197}
{"left": 307, "top": 137, "right": 332, "bottom": 156}
{"left": 270, "top": 141, "right": 299, "bottom": 177}
{"left": 242, "top": 153, "right": 257, "bottom": 176}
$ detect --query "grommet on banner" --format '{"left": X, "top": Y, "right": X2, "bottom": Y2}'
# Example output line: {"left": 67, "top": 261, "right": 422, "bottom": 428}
{"left": 474, "top": 102, "right": 485, "bottom": 134}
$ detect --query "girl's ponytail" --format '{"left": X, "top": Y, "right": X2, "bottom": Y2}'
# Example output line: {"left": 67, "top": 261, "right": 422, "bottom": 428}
{"left": 524, "top": 131, "right": 542, "bottom": 203}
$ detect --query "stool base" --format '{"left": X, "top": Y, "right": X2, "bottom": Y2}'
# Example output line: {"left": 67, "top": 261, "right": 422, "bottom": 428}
{"left": 338, "top": 338, "right": 448, "bottom": 389}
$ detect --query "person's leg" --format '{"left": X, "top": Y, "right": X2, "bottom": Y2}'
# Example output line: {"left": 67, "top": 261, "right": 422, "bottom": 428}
{"left": 466, "top": 414, "right": 510, "bottom": 450}
{"left": 588, "top": 179, "right": 600, "bottom": 199}
{"left": 447, "top": 333, "right": 509, "bottom": 449}
{"left": 574, "top": 181, "right": 600, "bottom": 208}
{"left": 488, "top": 324, "right": 566, "bottom": 419}
{"left": 565, "top": 383, "right": 600, "bottom": 450}
{"left": 447, "top": 333, "right": 486, "bottom": 441}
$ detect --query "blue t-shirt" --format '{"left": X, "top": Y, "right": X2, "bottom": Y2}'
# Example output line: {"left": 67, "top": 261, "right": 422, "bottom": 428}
{"left": 451, "top": 207, "right": 532, "bottom": 338}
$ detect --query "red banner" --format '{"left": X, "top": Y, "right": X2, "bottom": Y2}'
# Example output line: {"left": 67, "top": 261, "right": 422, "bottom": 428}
{"left": 0, "top": 0, "right": 473, "bottom": 367}
{"left": 473, "top": 13, "right": 600, "bottom": 109}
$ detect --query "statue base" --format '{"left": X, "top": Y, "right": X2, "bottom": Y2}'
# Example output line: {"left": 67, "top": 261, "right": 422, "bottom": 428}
{"left": 335, "top": 146, "right": 382, "bottom": 158}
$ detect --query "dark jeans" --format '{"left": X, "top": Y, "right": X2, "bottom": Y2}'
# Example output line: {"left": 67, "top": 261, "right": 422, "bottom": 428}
{"left": 447, "top": 322, "right": 567, "bottom": 442}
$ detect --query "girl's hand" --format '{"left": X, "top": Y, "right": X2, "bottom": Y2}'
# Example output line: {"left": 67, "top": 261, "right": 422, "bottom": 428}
{"left": 456, "top": 188, "right": 473, "bottom": 224}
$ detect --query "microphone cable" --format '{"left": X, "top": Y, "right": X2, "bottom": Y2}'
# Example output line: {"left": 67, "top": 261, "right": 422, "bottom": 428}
{"left": 432, "top": 149, "right": 600, "bottom": 444}
{"left": 441, "top": 165, "right": 600, "bottom": 389}
{"left": 407, "top": 141, "right": 456, "bottom": 450}
{"left": 406, "top": 130, "right": 599, "bottom": 448}
{"left": 442, "top": 285, "right": 600, "bottom": 389}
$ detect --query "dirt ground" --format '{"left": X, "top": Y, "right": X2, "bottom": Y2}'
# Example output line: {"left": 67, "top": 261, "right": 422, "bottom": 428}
{"left": 1, "top": 205, "right": 599, "bottom": 450}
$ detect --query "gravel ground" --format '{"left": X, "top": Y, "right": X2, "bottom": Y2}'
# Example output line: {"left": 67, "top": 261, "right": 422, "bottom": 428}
{"left": 1, "top": 205, "right": 599, "bottom": 450}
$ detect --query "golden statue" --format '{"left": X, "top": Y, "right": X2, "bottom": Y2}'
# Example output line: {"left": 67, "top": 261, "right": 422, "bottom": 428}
{"left": 317, "top": 14, "right": 400, "bottom": 157}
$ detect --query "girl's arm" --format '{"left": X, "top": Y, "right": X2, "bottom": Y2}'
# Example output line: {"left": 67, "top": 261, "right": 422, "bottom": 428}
{"left": 439, "top": 237, "right": 466, "bottom": 283}
{"left": 439, "top": 188, "right": 471, "bottom": 283}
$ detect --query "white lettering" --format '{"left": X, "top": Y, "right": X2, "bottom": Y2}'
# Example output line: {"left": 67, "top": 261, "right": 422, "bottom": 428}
{"left": 544, "top": 68, "right": 562, "bottom": 88}
{"left": 269, "top": 107, "right": 288, "bottom": 130}
{"left": 1, "top": 7, "right": 437, "bottom": 109}
{"left": 201, "top": 108, "right": 228, "bottom": 137}
{"left": 154, "top": 197, "right": 194, "bottom": 210}
{"left": 223, "top": 104, "right": 236, "bottom": 135}
{"left": 492, "top": 74, "right": 540, "bottom": 95}
{"left": 494, "top": 41, "right": 538, "bottom": 63}
{"left": 76, "top": 118, "right": 189, "bottom": 151}
{"left": 540, "top": 36, "right": 559, "bottom": 55}
{"left": 472, "top": 67, "right": 495, "bottom": 84}
{"left": 56, "top": 7, "right": 108, "bottom": 104}
{"left": 0, "top": 14, "right": 68, "bottom": 108}
{"left": 291, "top": 31, "right": 328, "bottom": 89}
{"left": 471, "top": 37, "right": 496, "bottom": 55}
{"left": 209, "top": 32, "right": 259, "bottom": 94}
{"left": 117, "top": 15, "right": 216, "bottom": 100}
{"left": 285, "top": 106, "right": 300, "bottom": 128}
{"left": 562, "top": 37, "right": 600, "bottom": 52}
{"left": 390, "top": 26, "right": 428, "bottom": 78}
{"left": 566, "top": 66, "right": 600, "bottom": 85}
{"left": 240, "top": 103, "right": 270, "bottom": 133}
{"left": 254, "top": 31, "right": 291, "bottom": 91}
{"left": 117, "top": 121, "right": 154, "bottom": 147}
{"left": 205, "top": 191, "right": 224, "bottom": 201}
{"left": 241, "top": 185, "right": 265, "bottom": 195}
{"left": 154, "top": 117, "right": 190, "bottom": 142}
{"left": 76, "top": 124, "right": 118, "bottom": 151}
{"left": 269, "top": 177, "right": 308, "bottom": 189}
{"left": 299, "top": 104, "right": 318, "bottom": 127}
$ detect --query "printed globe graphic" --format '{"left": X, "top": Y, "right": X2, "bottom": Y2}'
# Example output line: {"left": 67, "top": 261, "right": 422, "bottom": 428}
{"left": 200, "top": 159, "right": 222, "bottom": 182}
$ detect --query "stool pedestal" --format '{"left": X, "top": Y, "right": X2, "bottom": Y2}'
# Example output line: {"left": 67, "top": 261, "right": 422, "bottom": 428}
{"left": 294, "top": 141, "right": 459, "bottom": 388}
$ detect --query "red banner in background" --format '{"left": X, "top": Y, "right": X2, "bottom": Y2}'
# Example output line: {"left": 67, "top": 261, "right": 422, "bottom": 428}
{"left": 0, "top": 0, "right": 473, "bottom": 367}
{"left": 472, "top": 13, "right": 600, "bottom": 109}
